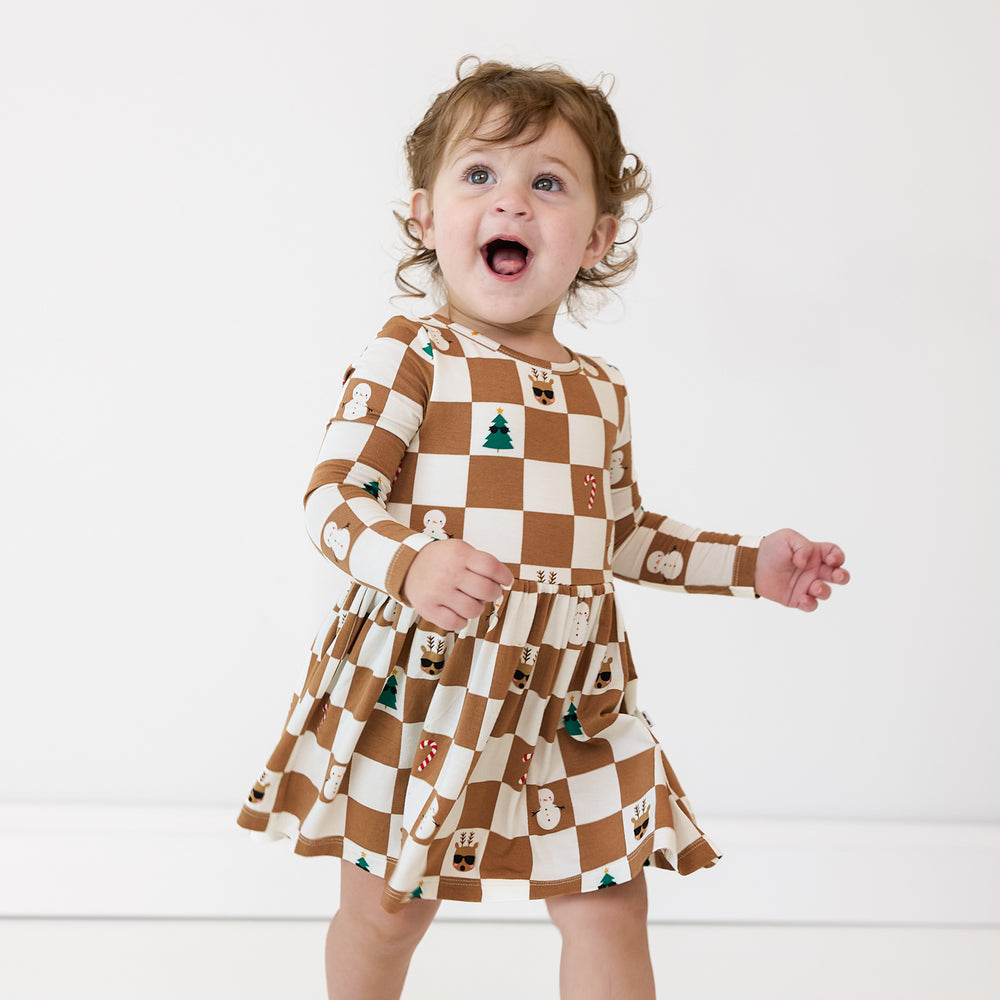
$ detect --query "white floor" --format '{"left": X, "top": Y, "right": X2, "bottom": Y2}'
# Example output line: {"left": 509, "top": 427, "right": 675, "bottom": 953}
{"left": 1, "top": 919, "right": 998, "bottom": 999}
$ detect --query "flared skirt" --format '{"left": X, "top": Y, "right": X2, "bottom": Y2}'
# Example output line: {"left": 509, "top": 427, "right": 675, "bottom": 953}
{"left": 238, "top": 579, "right": 719, "bottom": 911}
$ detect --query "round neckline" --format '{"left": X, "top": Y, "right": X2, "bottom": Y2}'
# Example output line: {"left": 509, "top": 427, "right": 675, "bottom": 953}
{"left": 427, "top": 314, "right": 582, "bottom": 374}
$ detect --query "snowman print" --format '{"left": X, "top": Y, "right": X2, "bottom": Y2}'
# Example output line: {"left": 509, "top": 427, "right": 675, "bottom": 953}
{"left": 321, "top": 762, "right": 347, "bottom": 801}
{"left": 533, "top": 788, "right": 564, "bottom": 831}
{"left": 375, "top": 600, "right": 399, "bottom": 627}
{"left": 322, "top": 521, "right": 351, "bottom": 561}
{"left": 422, "top": 509, "right": 449, "bottom": 540}
{"left": 412, "top": 796, "right": 440, "bottom": 842}
{"left": 422, "top": 325, "right": 449, "bottom": 351}
{"left": 342, "top": 383, "right": 372, "bottom": 420}
{"left": 609, "top": 450, "right": 626, "bottom": 485}
{"left": 570, "top": 602, "right": 590, "bottom": 644}
{"left": 647, "top": 548, "right": 684, "bottom": 581}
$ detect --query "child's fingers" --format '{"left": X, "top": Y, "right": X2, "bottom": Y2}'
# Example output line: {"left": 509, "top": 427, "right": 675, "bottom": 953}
{"left": 457, "top": 570, "right": 505, "bottom": 604}
{"left": 448, "top": 590, "right": 490, "bottom": 621}
{"left": 823, "top": 544, "right": 847, "bottom": 567}
{"left": 425, "top": 604, "right": 473, "bottom": 633}
{"left": 466, "top": 548, "right": 515, "bottom": 588}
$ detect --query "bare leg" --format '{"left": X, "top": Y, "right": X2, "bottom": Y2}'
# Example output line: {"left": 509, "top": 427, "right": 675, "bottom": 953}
{"left": 325, "top": 861, "right": 441, "bottom": 1000}
{"left": 545, "top": 873, "right": 655, "bottom": 1000}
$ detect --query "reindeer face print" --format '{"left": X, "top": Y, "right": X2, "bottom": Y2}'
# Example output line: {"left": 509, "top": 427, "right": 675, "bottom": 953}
{"left": 247, "top": 771, "right": 269, "bottom": 804}
{"left": 594, "top": 656, "right": 614, "bottom": 690}
{"left": 513, "top": 645, "right": 537, "bottom": 690}
{"left": 419, "top": 636, "right": 446, "bottom": 676}
{"left": 529, "top": 368, "right": 556, "bottom": 406}
{"left": 632, "top": 798, "right": 651, "bottom": 840}
{"left": 452, "top": 831, "right": 479, "bottom": 872}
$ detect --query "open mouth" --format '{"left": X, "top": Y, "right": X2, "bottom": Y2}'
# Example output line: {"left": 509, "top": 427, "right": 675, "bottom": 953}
{"left": 483, "top": 238, "right": 530, "bottom": 276}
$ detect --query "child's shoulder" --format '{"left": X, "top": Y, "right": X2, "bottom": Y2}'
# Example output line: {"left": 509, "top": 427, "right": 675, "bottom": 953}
{"left": 370, "top": 314, "right": 465, "bottom": 358}
{"left": 573, "top": 350, "right": 627, "bottom": 387}
{"left": 373, "top": 313, "right": 427, "bottom": 346}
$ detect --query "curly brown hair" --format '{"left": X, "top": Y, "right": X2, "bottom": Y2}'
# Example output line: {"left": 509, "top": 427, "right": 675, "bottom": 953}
{"left": 395, "top": 56, "right": 651, "bottom": 320}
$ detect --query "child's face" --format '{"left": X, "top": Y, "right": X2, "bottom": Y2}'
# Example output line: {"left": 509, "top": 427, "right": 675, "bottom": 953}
{"left": 410, "top": 112, "right": 617, "bottom": 334}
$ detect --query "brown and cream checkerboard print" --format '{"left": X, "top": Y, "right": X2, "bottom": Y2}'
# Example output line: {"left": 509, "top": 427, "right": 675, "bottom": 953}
{"left": 238, "top": 315, "right": 760, "bottom": 911}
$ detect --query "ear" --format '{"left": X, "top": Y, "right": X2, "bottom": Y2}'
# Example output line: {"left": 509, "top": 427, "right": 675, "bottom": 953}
{"left": 581, "top": 213, "right": 618, "bottom": 269}
{"left": 409, "top": 189, "right": 435, "bottom": 250}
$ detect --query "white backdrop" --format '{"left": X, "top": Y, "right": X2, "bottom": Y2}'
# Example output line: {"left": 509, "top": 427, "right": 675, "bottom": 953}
{"left": 2, "top": 0, "right": 998, "bottom": 919}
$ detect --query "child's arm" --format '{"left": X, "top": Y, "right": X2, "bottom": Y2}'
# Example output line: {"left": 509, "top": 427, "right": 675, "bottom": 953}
{"left": 303, "top": 318, "right": 438, "bottom": 601}
{"left": 604, "top": 367, "right": 848, "bottom": 607}
{"left": 606, "top": 369, "right": 760, "bottom": 595}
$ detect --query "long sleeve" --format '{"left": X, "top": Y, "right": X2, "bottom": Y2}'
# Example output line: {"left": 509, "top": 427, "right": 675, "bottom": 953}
{"left": 303, "top": 317, "right": 435, "bottom": 602}
{"left": 608, "top": 373, "right": 760, "bottom": 596}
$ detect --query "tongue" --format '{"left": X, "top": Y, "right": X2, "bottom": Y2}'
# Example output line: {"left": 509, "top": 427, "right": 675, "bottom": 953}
{"left": 491, "top": 247, "right": 526, "bottom": 275}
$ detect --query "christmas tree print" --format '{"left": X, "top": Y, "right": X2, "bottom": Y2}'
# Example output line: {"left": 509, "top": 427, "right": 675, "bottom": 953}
{"left": 410, "top": 881, "right": 424, "bottom": 899}
{"left": 562, "top": 698, "right": 583, "bottom": 736}
{"left": 597, "top": 869, "right": 617, "bottom": 889}
{"left": 421, "top": 340, "right": 434, "bottom": 358}
{"left": 356, "top": 852, "right": 370, "bottom": 871}
{"left": 483, "top": 408, "right": 514, "bottom": 452}
{"left": 377, "top": 670, "right": 398, "bottom": 710}
{"left": 362, "top": 478, "right": 382, "bottom": 499}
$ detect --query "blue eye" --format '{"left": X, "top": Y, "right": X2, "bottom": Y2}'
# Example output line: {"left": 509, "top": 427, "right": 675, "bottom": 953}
{"left": 466, "top": 167, "right": 494, "bottom": 185}
{"left": 533, "top": 175, "right": 563, "bottom": 192}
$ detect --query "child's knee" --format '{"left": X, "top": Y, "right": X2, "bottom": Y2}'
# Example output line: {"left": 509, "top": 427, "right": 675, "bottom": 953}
{"left": 546, "top": 876, "right": 648, "bottom": 937}
{"left": 337, "top": 863, "right": 440, "bottom": 949}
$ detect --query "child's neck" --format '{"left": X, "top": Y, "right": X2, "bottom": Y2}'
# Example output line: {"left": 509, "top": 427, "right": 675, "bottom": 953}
{"left": 439, "top": 303, "right": 572, "bottom": 364}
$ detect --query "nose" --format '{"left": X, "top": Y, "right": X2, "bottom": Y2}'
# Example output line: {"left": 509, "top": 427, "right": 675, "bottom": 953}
{"left": 491, "top": 182, "right": 532, "bottom": 218}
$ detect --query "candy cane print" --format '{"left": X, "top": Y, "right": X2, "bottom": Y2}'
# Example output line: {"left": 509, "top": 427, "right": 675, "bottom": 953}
{"left": 417, "top": 739, "right": 438, "bottom": 772}
{"left": 518, "top": 751, "right": 534, "bottom": 785}
{"left": 584, "top": 474, "right": 597, "bottom": 509}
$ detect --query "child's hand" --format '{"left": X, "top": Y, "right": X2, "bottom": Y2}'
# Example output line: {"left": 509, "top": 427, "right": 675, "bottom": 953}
{"left": 754, "top": 529, "right": 850, "bottom": 612}
{"left": 402, "top": 540, "right": 515, "bottom": 632}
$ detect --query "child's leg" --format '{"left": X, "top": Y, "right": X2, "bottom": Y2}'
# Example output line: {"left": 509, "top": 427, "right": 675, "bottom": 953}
{"left": 545, "top": 873, "right": 655, "bottom": 1000}
{"left": 325, "top": 861, "right": 441, "bottom": 1000}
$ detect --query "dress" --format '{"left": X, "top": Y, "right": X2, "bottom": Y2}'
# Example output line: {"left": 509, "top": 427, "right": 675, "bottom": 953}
{"left": 238, "top": 314, "right": 760, "bottom": 912}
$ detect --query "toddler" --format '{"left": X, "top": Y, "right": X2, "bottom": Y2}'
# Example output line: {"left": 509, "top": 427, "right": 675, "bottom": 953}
{"left": 238, "top": 57, "right": 849, "bottom": 1000}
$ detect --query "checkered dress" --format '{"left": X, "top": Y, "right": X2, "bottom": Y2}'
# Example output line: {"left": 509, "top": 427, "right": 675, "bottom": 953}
{"left": 238, "top": 315, "right": 760, "bottom": 911}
